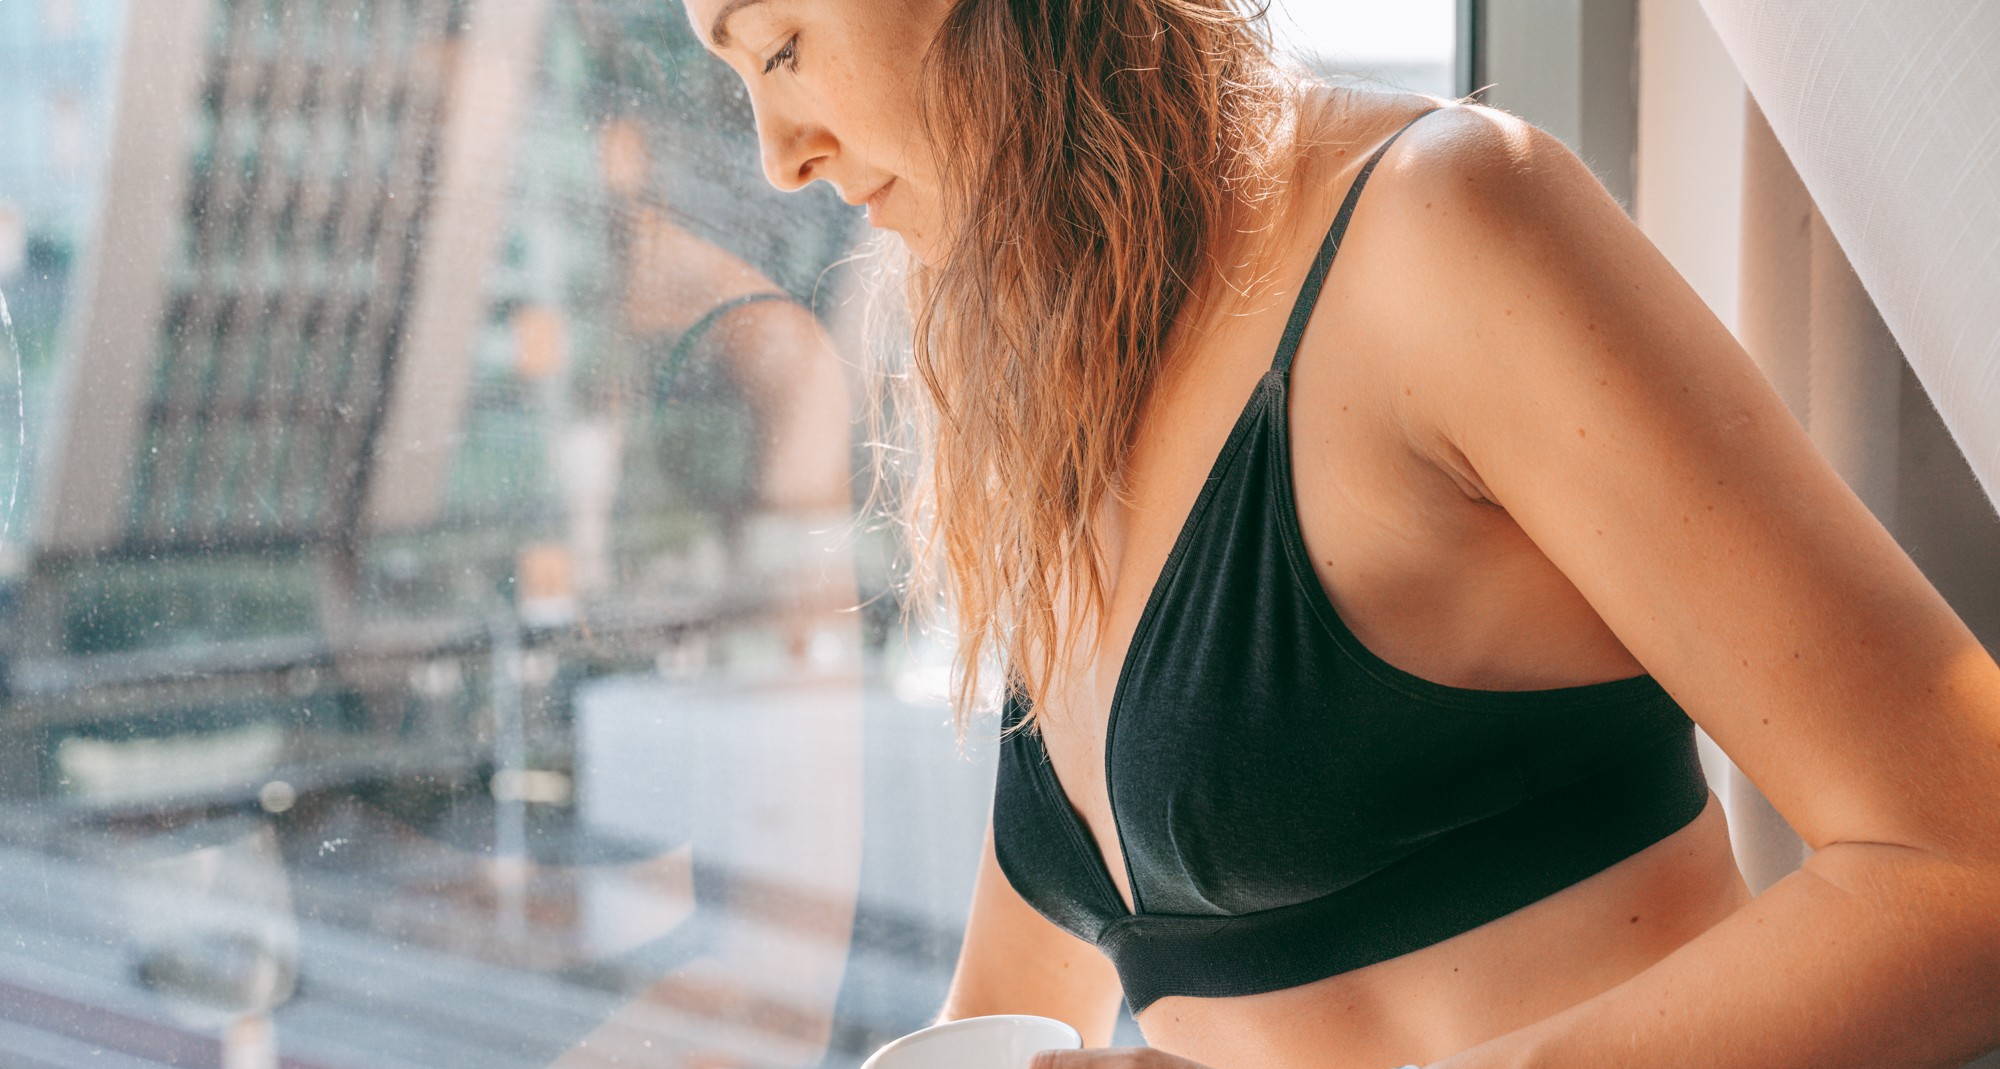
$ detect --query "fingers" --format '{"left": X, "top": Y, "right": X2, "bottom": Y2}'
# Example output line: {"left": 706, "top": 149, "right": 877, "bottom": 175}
{"left": 1028, "top": 1049, "right": 1156, "bottom": 1068}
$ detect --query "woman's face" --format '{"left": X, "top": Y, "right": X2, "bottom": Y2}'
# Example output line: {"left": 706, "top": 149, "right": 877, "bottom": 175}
{"left": 688, "top": 0, "right": 955, "bottom": 263}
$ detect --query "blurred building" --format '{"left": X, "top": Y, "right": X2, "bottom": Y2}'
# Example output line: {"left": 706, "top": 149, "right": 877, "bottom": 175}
{"left": 4, "top": 0, "right": 553, "bottom": 809}
{"left": 0, "top": 0, "right": 127, "bottom": 581}
{"left": 0, "top": 4, "right": 875, "bottom": 1060}
{"left": 0, "top": 0, "right": 123, "bottom": 277}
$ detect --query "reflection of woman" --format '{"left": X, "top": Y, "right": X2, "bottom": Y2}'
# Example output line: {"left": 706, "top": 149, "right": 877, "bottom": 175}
{"left": 616, "top": 194, "right": 867, "bottom": 649}
{"left": 682, "top": 3, "right": 2000, "bottom": 1069}
{"left": 544, "top": 119, "right": 866, "bottom": 1068}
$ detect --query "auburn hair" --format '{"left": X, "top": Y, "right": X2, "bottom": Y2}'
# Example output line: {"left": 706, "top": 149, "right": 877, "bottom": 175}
{"left": 854, "top": 0, "right": 1334, "bottom": 747}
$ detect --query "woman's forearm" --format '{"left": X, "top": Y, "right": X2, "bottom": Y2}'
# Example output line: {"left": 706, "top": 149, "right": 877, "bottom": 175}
{"left": 1428, "top": 841, "right": 2000, "bottom": 1069}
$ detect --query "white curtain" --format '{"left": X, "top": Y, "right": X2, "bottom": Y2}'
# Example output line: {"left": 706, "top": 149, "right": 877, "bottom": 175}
{"left": 1670, "top": 0, "right": 2000, "bottom": 897}
{"left": 1693, "top": 0, "right": 2000, "bottom": 517}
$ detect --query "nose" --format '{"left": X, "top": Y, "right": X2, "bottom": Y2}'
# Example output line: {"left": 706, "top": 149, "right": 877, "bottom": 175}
{"left": 752, "top": 99, "right": 836, "bottom": 194}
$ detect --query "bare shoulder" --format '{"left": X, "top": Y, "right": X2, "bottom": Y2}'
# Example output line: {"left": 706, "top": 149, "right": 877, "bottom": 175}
{"left": 1301, "top": 102, "right": 2000, "bottom": 866}
{"left": 1331, "top": 100, "right": 1645, "bottom": 500}
{"left": 1286, "top": 85, "right": 1461, "bottom": 196}
{"left": 633, "top": 213, "right": 790, "bottom": 334}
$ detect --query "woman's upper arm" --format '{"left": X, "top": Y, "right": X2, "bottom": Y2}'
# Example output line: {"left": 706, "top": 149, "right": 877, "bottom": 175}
{"left": 934, "top": 810, "right": 1125, "bottom": 1046}
{"left": 1366, "top": 103, "right": 2000, "bottom": 866}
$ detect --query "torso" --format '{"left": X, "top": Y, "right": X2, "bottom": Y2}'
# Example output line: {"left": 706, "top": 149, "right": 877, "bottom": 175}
{"left": 1025, "top": 86, "right": 1752, "bottom": 1067}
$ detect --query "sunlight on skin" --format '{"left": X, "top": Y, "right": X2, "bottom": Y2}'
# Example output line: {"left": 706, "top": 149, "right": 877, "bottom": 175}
{"left": 688, "top": 0, "right": 956, "bottom": 264}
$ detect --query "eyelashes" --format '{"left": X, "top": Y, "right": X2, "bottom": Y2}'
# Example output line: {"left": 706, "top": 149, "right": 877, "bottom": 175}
{"left": 762, "top": 33, "right": 800, "bottom": 75}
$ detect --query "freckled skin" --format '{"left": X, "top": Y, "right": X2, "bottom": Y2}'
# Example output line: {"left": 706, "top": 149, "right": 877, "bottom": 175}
{"left": 684, "top": 0, "right": 957, "bottom": 262}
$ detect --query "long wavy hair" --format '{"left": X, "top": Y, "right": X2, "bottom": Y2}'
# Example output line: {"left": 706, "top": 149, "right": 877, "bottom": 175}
{"left": 854, "top": 0, "right": 1319, "bottom": 746}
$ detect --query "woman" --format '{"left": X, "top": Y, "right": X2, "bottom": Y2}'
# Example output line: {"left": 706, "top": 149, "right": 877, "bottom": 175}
{"left": 687, "top": 2, "right": 2000, "bottom": 1068}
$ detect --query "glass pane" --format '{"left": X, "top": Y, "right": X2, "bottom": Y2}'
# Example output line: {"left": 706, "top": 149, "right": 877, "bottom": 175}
{"left": 0, "top": 3, "right": 1458, "bottom": 1066}
{"left": 1269, "top": 0, "right": 1459, "bottom": 97}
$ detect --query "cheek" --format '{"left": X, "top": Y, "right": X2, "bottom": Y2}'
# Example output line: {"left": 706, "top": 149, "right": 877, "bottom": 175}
{"left": 825, "top": 88, "right": 917, "bottom": 171}
{"left": 854, "top": 87, "right": 936, "bottom": 182}
{"left": 832, "top": 30, "right": 933, "bottom": 160}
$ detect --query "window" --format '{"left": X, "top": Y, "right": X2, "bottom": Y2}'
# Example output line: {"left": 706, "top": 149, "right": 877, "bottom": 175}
{"left": 0, "top": 4, "right": 1459, "bottom": 1065}
{"left": 1268, "top": 0, "right": 1458, "bottom": 97}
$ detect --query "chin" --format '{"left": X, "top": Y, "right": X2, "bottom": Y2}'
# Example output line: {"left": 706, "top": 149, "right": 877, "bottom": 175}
{"left": 891, "top": 230, "right": 940, "bottom": 268}
{"left": 909, "top": 223, "right": 950, "bottom": 267}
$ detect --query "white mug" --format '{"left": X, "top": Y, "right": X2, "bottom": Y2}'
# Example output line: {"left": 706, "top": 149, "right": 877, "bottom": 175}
{"left": 860, "top": 1014, "right": 1084, "bottom": 1069}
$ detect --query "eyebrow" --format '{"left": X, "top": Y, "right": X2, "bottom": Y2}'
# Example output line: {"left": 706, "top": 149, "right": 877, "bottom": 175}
{"left": 709, "top": 0, "right": 771, "bottom": 50}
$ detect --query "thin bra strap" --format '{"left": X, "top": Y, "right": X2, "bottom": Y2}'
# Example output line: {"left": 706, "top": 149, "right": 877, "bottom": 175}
{"left": 657, "top": 290, "right": 798, "bottom": 402}
{"left": 1269, "top": 105, "right": 1447, "bottom": 378}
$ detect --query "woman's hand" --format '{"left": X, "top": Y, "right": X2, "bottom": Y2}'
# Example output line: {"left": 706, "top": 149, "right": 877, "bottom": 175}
{"left": 1028, "top": 1049, "right": 1217, "bottom": 1069}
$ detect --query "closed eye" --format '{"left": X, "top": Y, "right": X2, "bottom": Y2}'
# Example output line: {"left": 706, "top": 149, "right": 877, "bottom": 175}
{"left": 762, "top": 33, "right": 799, "bottom": 75}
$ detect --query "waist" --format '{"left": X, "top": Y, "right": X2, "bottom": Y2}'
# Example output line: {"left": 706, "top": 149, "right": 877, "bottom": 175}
{"left": 1135, "top": 793, "right": 1742, "bottom": 1069}
{"left": 1104, "top": 718, "right": 1713, "bottom": 1014}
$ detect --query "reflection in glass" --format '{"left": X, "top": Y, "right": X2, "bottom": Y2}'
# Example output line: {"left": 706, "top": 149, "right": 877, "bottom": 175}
{"left": 0, "top": 1, "right": 1457, "bottom": 1065}
{"left": 115, "top": 815, "right": 298, "bottom": 1069}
